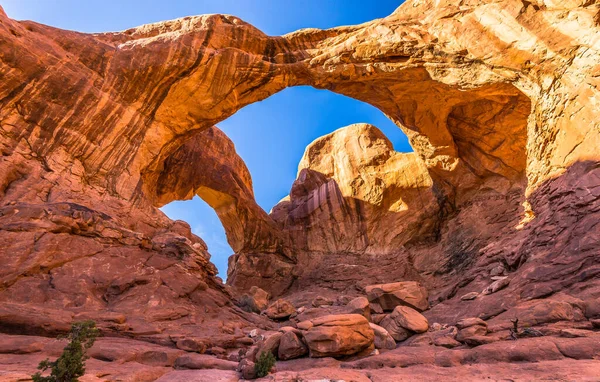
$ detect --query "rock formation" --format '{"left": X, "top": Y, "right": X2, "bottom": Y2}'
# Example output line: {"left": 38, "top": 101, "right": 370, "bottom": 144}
{"left": 0, "top": 0, "right": 599, "bottom": 380}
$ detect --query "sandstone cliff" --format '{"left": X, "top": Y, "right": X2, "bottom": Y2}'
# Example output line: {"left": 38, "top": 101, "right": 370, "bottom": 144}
{"left": 0, "top": 0, "right": 599, "bottom": 380}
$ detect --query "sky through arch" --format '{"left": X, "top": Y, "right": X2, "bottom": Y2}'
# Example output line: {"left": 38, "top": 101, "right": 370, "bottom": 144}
{"left": 162, "top": 87, "right": 413, "bottom": 278}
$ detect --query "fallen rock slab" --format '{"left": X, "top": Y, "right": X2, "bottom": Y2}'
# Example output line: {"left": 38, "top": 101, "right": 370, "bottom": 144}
{"left": 264, "top": 299, "right": 295, "bottom": 320}
{"left": 365, "top": 281, "right": 429, "bottom": 312}
{"left": 278, "top": 331, "right": 308, "bottom": 360}
{"left": 239, "top": 286, "right": 270, "bottom": 313}
{"left": 174, "top": 354, "right": 238, "bottom": 371}
{"left": 482, "top": 277, "right": 510, "bottom": 295}
{"left": 347, "top": 297, "right": 371, "bottom": 321}
{"left": 369, "top": 323, "right": 396, "bottom": 350}
{"left": 301, "top": 314, "right": 374, "bottom": 358}
{"left": 383, "top": 306, "right": 429, "bottom": 334}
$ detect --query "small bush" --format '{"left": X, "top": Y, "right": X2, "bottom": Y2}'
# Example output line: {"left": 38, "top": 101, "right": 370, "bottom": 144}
{"left": 32, "top": 320, "right": 99, "bottom": 382}
{"left": 254, "top": 350, "right": 276, "bottom": 378}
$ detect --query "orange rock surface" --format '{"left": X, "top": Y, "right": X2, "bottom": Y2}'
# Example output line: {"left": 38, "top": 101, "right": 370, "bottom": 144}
{"left": 0, "top": 0, "right": 599, "bottom": 380}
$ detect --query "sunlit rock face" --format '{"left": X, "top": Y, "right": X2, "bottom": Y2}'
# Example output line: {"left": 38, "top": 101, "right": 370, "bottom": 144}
{"left": 0, "top": 1, "right": 599, "bottom": 378}
{"left": 271, "top": 123, "right": 439, "bottom": 254}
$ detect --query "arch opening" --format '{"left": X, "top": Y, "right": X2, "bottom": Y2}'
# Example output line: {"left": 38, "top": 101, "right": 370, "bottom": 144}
{"left": 157, "top": 87, "right": 413, "bottom": 279}
{"left": 148, "top": 77, "right": 532, "bottom": 292}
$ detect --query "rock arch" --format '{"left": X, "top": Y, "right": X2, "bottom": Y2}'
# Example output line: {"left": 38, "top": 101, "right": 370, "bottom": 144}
{"left": 0, "top": 0, "right": 598, "bottom": 300}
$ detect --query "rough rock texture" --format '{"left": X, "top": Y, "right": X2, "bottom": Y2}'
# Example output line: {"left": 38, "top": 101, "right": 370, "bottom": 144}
{"left": 300, "top": 314, "right": 374, "bottom": 358}
{"left": 0, "top": 0, "right": 600, "bottom": 380}
{"left": 238, "top": 286, "right": 270, "bottom": 313}
{"left": 264, "top": 299, "right": 296, "bottom": 320}
{"left": 365, "top": 281, "right": 430, "bottom": 312}
{"left": 381, "top": 306, "right": 429, "bottom": 335}
{"left": 369, "top": 323, "right": 397, "bottom": 350}
{"left": 270, "top": 123, "right": 439, "bottom": 255}
{"left": 278, "top": 331, "right": 308, "bottom": 361}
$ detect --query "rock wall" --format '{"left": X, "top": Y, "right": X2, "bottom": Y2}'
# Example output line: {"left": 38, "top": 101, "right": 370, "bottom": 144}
{"left": 0, "top": 0, "right": 599, "bottom": 356}
{"left": 271, "top": 123, "right": 439, "bottom": 254}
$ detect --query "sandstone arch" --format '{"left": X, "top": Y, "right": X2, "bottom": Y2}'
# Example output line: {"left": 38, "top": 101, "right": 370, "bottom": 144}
{"left": 146, "top": 126, "right": 290, "bottom": 259}
{"left": 0, "top": 0, "right": 598, "bottom": 331}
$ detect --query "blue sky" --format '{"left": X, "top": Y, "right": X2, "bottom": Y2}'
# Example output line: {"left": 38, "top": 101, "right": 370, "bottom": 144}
{"left": 2, "top": 0, "right": 409, "bottom": 279}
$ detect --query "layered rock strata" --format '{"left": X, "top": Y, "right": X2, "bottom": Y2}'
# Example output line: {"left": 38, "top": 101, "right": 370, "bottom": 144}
{"left": 0, "top": 0, "right": 599, "bottom": 380}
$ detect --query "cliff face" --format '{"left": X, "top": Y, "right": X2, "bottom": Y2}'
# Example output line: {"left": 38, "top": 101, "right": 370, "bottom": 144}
{"left": 0, "top": 0, "right": 599, "bottom": 379}
{"left": 271, "top": 123, "right": 439, "bottom": 255}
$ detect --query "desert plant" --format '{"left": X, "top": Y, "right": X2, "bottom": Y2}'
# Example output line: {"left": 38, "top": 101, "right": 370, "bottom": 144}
{"left": 32, "top": 320, "right": 99, "bottom": 382}
{"left": 254, "top": 350, "right": 276, "bottom": 378}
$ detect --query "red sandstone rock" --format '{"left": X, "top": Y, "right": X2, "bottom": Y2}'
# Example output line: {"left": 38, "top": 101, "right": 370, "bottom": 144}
{"left": 379, "top": 316, "right": 411, "bottom": 343}
{"left": 456, "top": 325, "right": 489, "bottom": 343}
{"left": 311, "top": 296, "right": 334, "bottom": 308}
{"left": 239, "top": 286, "right": 270, "bottom": 313}
{"left": 369, "top": 323, "right": 396, "bottom": 350}
{"left": 346, "top": 297, "right": 371, "bottom": 321}
{"left": 456, "top": 317, "right": 488, "bottom": 330}
{"left": 174, "top": 354, "right": 238, "bottom": 371}
{"left": 0, "top": 0, "right": 598, "bottom": 380}
{"left": 384, "top": 306, "right": 429, "bottom": 334}
{"left": 301, "top": 314, "right": 374, "bottom": 358}
{"left": 237, "top": 358, "right": 257, "bottom": 379}
{"left": 278, "top": 331, "right": 308, "bottom": 361}
{"left": 264, "top": 299, "right": 295, "bottom": 320}
{"left": 175, "top": 338, "right": 207, "bottom": 354}
{"left": 256, "top": 332, "right": 282, "bottom": 358}
{"left": 365, "top": 281, "right": 430, "bottom": 312}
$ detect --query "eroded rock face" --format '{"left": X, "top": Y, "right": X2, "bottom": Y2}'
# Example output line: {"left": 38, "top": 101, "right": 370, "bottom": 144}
{"left": 0, "top": 0, "right": 599, "bottom": 379}
{"left": 270, "top": 124, "right": 439, "bottom": 255}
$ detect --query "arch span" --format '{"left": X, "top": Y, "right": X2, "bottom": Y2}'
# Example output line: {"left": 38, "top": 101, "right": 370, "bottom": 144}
{"left": 2, "top": 1, "right": 597, "bottom": 300}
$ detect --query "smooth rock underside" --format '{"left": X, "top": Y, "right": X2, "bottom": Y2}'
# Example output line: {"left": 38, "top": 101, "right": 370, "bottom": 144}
{"left": 0, "top": 0, "right": 599, "bottom": 381}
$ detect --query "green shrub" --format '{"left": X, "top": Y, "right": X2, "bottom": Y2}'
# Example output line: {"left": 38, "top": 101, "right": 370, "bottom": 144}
{"left": 254, "top": 350, "right": 276, "bottom": 378}
{"left": 32, "top": 320, "right": 99, "bottom": 382}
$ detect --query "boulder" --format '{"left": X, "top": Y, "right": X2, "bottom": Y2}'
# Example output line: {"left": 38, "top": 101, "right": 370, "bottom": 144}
{"left": 463, "top": 335, "right": 498, "bottom": 347}
{"left": 379, "top": 316, "right": 411, "bottom": 342}
{"left": 312, "top": 296, "right": 334, "bottom": 307}
{"left": 278, "top": 331, "right": 308, "bottom": 360}
{"left": 456, "top": 317, "right": 488, "bottom": 330}
{"left": 384, "top": 306, "right": 429, "bottom": 333}
{"left": 244, "top": 344, "right": 260, "bottom": 363}
{"left": 482, "top": 277, "right": 510, "bottom": 295}
{"left": 460, "top": 292, "right": 479, "bottom": 301}
{"left": 456, "top": 325, "right": 488, "bottom": 342}
{"left": 264, "top": 299, "right": 295, "bottom": 320}
{"left": 175, "top": 338, "right": 206, "bottom": 353}
{"left": 279, "top": 326, "right": 303, "bottom": 337}
{"left": 431, "top": 326, "right": 460, "bottom": 349}
{"left": 174, "top": 354, "right": 238, "bottom": 370}
{"left": 369, "top": 323, "right": 396, "bottom": 350}
{"left": 301, "top": 314, "right": 374, "bottom": 358}
{"left": 239, "top": 286, "right": 270, "bottom": 313}
{"left": 347, "top": 297, "right": 371, "bottom": 321}
{"left": 365, "top": 281, "right": 429, "bottom": 312}
{"left": 257, "top": 332, "right": 282, "bottom": 358}
{"left": 433, "top": 335, "right": 461, "bottom": 349}
{"left": 237, "top": 359, "right": 257, "bottom": 379}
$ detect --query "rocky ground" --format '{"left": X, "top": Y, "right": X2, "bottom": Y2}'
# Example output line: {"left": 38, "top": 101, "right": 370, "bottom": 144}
{"left": 1, "top": 0, "right": 599, "bottom": 380}
{"left": 3, "top": 282, "right": 600, "bottom": 381}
